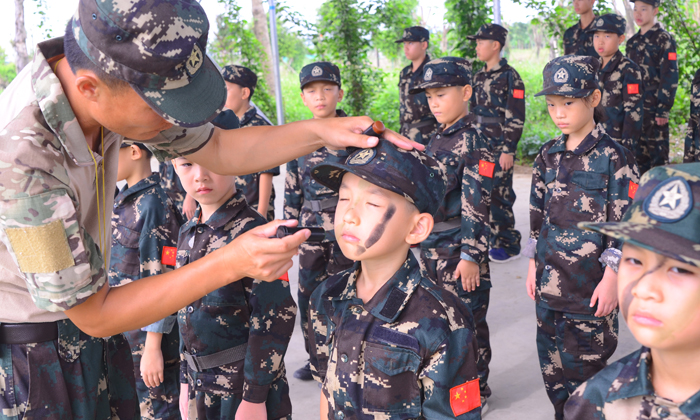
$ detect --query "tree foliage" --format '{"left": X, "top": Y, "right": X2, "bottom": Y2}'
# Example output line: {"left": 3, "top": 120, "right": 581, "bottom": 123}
{"left": 445, "top": 0, "right": 492, "bottom": 60}
{"left": 0, "top": 47, "right": 18, "bottom": 90}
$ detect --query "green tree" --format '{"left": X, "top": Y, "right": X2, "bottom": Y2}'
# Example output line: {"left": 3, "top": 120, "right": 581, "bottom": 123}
{"left": 508, "top": 22, "right": 533, "bottom": 49}
{"left": 0, "top": 47, "right": 17, "bottom": 90}
{"left": 369, "top": 0, "right": 420, "bottom": 63}
{"left": 445, "top": 0, "right": 492, "bottom": 60}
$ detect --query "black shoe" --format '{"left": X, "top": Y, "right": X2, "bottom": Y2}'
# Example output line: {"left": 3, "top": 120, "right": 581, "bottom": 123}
{"left": 294, "top": 361, "right": 314, "bottom": 381}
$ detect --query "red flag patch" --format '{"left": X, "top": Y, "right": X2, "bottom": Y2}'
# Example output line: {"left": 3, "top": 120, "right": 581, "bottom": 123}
{"left": 627, "top": 84, "right": 639, "bottom": 95}
{"left": 668, "top": 52, "right": 677, "bottom": 61}
{"left": 629, "top": 181, "right": 639, "bottom": 199}
{"left": 279, "top": 272, "right": 290, "bottom": 282}
{"left": 513, "top": 89, "right": 525, "bottom": 99}
{"left": 479, "top": 160, "right": 495, "bottom": 178}
{"left": 450, "top": 379, "right": 481, "bottom": 416}
{"left": 162, "top": 246, "right": 177, "bottom": 266}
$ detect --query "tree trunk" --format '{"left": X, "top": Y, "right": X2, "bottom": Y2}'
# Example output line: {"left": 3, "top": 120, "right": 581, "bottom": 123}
{"left": 621, "top": 0, "right": 636, "bottom": 38}
{"left": 251, "top": 0, "right": 275, "bottom": 97}
{"left": 14, "top": 0, "right": 29, "bottom": 73}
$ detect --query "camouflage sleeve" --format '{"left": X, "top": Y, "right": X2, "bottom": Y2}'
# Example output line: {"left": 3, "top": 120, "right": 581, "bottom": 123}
{"left": 529, "top": 146, "right": 548, "bottom": 241}
{"left": 143, "top": 123, "right": 216, "bottom": 162}
{"left": 261, "top": 165, "right": 281, "bottom": 176}
{"left": 307, "top": 283, "right": 331, "bottom": 384}
{"left": 460, "top": 134, "right": 494, "bottom": 263}
{"left": 283, "top": 158, "right": 303, "bottom": 220}
{"left": 655, "top": 35, "right": 679, "bottom": 119}
{"left": 621, "top": 66, "right": 644, "bottom": 155}
{"left": 563, "top": 381, "right": 605, "bottom": 420}
{"left": 685, "top": 72, "right": 700, "bottom": 163}
{"left": 242, "top": 280, "right": 297, "bottom": 403}
{"left": 503, "top": 70, "right": 526, "bottom": 154}
{"left": 604, "top": 146, "right": 640, "bottom": 251}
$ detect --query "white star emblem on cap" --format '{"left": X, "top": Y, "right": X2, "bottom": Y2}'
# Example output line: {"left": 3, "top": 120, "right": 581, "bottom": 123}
{"left": 645, "top": 177, "right": 693, "bottom": 222}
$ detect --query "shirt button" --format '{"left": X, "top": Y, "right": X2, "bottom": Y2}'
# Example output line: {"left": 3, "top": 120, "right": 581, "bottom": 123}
{"left": 555, "top": 187, "right": 562, "bottom": 193}
{"left": 197, "top": 227, "right": 204, "bottom": 234}
{"left": 187, "top": 306, "right": 194, "bottom": 313}
{"left": 545, "top": 265, "right": 552, "bottom": 271}
{"left": 436, "top": 134, "right": 441, "bottom": 139}
{"left": 196, "top": 379, "right": 202, "bottom": 387}
{"left": 340, "top": 354, "right": 348, "bottom": 363}
{"left": 551, "top": 226, "right": 556, "bottom": 231}
{"left": 336, "top": 411, "right": 345, "bottom": 420}
{"left": 656, "top": 406, "right": 670, "bottom": 418}
{"left": 191, "top": 348, "right": 197, "bottom": 354}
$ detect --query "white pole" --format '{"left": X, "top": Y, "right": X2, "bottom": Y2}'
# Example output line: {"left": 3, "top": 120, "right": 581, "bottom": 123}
{"left": 494, "top": 0, "right": 502, "bottom": 24}
{"left": 269, "top": 0, "right": 285, "bottom": 125}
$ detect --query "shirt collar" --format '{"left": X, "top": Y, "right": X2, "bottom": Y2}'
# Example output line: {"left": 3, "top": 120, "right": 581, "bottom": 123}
{"left": 482, "top": 58, "right": 508, "bottom": 74}
{"left": 114, "top": 173, "right": 161, "bottom": 206}
{"left": 601, "top": 51, "right": 624, "bottom": 73}
{"left": 409, "top": 54, "right": 431, "bottom": 76}
{"left": 181, "top": 190, "right": 248, "bottom": 232}
{"left": 239, "top": 106, "right": 257, "bottom": 126}
{"left": 441, "top": 114, "right": 473, "bottom": 136}
{"left": 547, "top": 123, "right": 607, "bottom": 156}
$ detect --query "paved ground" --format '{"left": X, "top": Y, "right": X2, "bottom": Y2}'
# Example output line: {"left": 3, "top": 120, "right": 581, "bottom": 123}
{"left": 269, "top": 164, "right": 639, "bottom": 419}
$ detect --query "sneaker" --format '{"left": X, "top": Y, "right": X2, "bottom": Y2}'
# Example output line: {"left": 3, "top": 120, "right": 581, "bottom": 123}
{"left": 481, "top": 396, "right": 489, "bottom": 416}
{"left": 489, "top": 248, "right": 520, "bottom": 263}
{"left": 294, "top": 361, "right": 314, "bottom": 381}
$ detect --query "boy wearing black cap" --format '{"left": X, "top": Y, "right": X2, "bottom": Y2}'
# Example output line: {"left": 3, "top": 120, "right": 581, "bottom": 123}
{"left": 684, "top": 70, "right": 700, "bottom": 163}
{"left": 308, "top": 139, "right": 482, "bottom": 419}
{"left": 564, "top": 163, "right": 700, "bottom": 419}
{"left": 468, "top": 23, "right": 526, "bottom": 263}
{"left": 564, "top": 0, "right": 598, "bottom": 56}
{"left": 284, "top": 61, "right": 355, "bottom": 381}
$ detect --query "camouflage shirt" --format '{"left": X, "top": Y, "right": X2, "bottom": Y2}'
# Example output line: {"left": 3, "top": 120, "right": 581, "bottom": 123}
{"left": 421, "top": 116, "right": 495, "bottom": 289}
{"left": 308, "top": 252, "right": 481, "bottom": 420}
{"left": 529, "top": 124, "right": 639, "bottom": 314}
{"left": 176, "top": 191, "right": 296, "bottom": 404}
{"left": 470, "top": 58, "right": 526, "bottom": 155}
{"left": 235, "top": 106, "right": 279, "bottom": 221}
{"left": 684, "top": 69, "right": 700, "bottom": 163}
{"left": 626, "top": 23, "right": 679, "bottom": 120}
{"left": 398, "top": 54, "right": 436, "bottom": 126}
{"left": 564, "top": 19, "right": 598, "bottom": 56}
{"left": 597, "top": 51, "right": 644, "bottom": 153}
{"left": 564, "top": 347, "right": 700, "bottom": 419}
{"left": 158, "top": 161, "right": 186, "bottom": 215}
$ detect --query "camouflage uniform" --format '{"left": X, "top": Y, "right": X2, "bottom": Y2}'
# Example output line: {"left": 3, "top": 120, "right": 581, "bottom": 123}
{"left": 684, "top": 69, "right": 700, "bottom": 163}
{"left": 526, "top": 56, "right": 640, "bottom": 419}
{"left": 564, "top": 16, "right": 598, "bottom": 56}
{"left": 176, "top": 192, "right": 296, "bottom": 420}
{"left": 626, "top": 16, "right": 679, "bottom": 174}
{"left": 409, "top": 57, "right": 495, "bottom": 399}
{"left": 108, "top": 170, "right": 183, "bottom": 420}
{"left": 396, "top": 27, "right": 439, "bottom": 145}
{"left": 158, "top": 161, "right": 187, "bottom": 215}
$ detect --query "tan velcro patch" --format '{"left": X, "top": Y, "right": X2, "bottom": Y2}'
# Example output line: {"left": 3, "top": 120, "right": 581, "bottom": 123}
{"left": 5, "top": 220, "right": 75, "bottom": 273}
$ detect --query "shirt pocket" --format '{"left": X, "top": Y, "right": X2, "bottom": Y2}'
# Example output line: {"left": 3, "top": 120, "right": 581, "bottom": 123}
{"left": 568, "top": 171, "right": 609, "bottom": 223}
{"left": 109, "top": 224, "right": 141, "bottom": 282}
{"left": 362, "top": 343, "right": 422, "bottom": 417}
{"left": 433, "top": 150, "right": 462, "bottom": 193}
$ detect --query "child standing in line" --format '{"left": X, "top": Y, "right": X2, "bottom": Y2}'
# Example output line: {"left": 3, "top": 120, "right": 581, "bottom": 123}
{"left": 684, "top": 69, "right": 700, "bottom": 163}
{"left": 524, "top": 55, "right": 640, "bottom": 419}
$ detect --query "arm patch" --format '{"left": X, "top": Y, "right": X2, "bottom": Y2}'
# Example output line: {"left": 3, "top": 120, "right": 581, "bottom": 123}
{"left": 5, "top": 220, "right": 75, "bottom": 273}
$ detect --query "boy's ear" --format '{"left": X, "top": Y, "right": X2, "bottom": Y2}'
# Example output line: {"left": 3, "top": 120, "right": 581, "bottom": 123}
{"left": 619, "top": 34, "right": 626, "bottom": 44}
{"left": 463, "top": 85, "right": 473, "bottom": 102}
{"left": 338, "top": 88, "right": 344, "bottom": 101}
{"left": 242, "top": 87, "right": 251, "bottom": 101}
{"left": 130, "top": 145, "right": 143, "bottom": 161}
{"left": 406, "top": 212, "right": 434, "bottom": 245}
{"left": 590, "top": 89, "right": 603, "bottom": 107}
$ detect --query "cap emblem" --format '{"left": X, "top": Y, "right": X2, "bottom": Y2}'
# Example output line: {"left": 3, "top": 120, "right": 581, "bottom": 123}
{"left": 596, "top": 18, "right": 604, "bottom": 27}
{"left": 553, "top": 68, "right": 569, "bottom": 84}
{"left": 644, "top": 177, "right": 693, "bottom": 223}
{"left": 186, "top": 44, "right": 203, "bottom": 77}
{"left": 348, "top": 148, "right": 376, "bottom": 166}
{"left": 424, "top": 68, "right": 433, "bottom": 81}
{"left": 312, "top": 66, "right": 323, "bottom": 77}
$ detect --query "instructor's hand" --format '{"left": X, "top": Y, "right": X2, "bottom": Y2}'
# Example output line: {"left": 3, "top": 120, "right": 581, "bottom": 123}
{"left": 318, "top": 116, "right": 424, "bottom": 151}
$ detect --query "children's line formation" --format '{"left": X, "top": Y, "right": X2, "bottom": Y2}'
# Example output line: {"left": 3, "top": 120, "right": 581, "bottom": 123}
{"left": 0, "top": 0, "right": 699, "bottom": 420}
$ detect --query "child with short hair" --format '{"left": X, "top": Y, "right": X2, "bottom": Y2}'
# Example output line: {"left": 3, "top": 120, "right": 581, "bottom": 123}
{"left": 564, "top": 0, "right": 598, "bottom": 56}
{"left": 308, "top": 139, "right": 482, "bottom": 419}
{"left": 684, "top": 69, "right": 700, "bottom": 163}
{"left": 173, "top": 156, "right": 296, "bottom": 420}
{"left": 524, "top": 55, "right": 640, "bottom": 419}
{"left": 565, "top": 163, "right": 700, "bottom": 419}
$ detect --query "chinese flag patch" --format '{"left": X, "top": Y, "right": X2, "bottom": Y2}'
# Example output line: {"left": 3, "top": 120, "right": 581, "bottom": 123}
{"left": 450, "top": 379, "right": 481, "bottom": 416}
{"left": 479, "top": 160, "right": 495, "bottom": 178}
{"left": 629, "top": 181, "right": 639, "bottom": 199}
{"left": 279, "top": 272, "right": 290, "bottom": 282}
{"left": 668, "top": 52, "right": 677, "bottom": 61}
{"left": 162, "top": 246, "right": 177, "bottom": 266}
{"left": 627, "top": 84, "right": 639, "bottom": 95}
{"left": 513, "top": 89, "right": 525, "bottom": 99}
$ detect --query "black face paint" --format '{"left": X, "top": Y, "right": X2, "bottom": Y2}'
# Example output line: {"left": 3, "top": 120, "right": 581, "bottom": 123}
{"left": 363, "top": 204, "right": 396, "bottom": 250}
{"left": 621, "top": 257, "right": 667, "bottom": 319}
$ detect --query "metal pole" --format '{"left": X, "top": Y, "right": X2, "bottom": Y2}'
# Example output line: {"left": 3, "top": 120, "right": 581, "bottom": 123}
{"left": 269, "top": 0, "right": 285, "bottom": 125}
{"left": 494, "top": 0, "right": 502, "bottom": 24}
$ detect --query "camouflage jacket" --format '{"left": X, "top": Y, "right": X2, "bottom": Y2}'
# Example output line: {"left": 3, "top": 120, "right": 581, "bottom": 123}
{"left": 158, "top": 161, "right": 186, "bottom": 215}
{"left": 0, "top": 37, "right": 215, "bottom": 322}
{"left": 684, "top": 69, "right": 700, "bottom": 163}
{"left": 235, "top": 106, "right": 279, "bottom": 220}
{"left": 564, "top": 18, "right": 598, "bottom": 56}
{"left": 529, "top": 124, "right": 639, "bottom": 314}
{"left": 564, "top": 347, "right": 700, "bottom": 419}
{"left": 283, "top": 110, "right": 350, "bottom": 241}
{"left": 308, "top": 252, "right": 481, "bottom": 420}
{"left": 109, "top": 173, "right": 184, "bottom": 333}
{"left": 470, "top": 58, "right": 526, "bottom": 155}
{"left": 421, "top": 116, "right": 495, "bottom": 288}
{"left": 598, "top": 51, "right": 644, "bottom": 153}
{"left": 176, "top": 191, "right": 296, "bottom": 403}
{"left": 626, "top": 23, "right": 679, "bottom": 119}
{"left": 398, "top": 54, "right": 436, "bottom": 126}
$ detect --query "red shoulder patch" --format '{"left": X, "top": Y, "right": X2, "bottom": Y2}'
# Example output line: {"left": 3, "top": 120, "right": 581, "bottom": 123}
{"left": 278, "top": 272, "right": 289, "bottom": 282}
{"left": 627, "top": 84, "right": 639, "bottom": 95}
{"left": 668, "top": 52, "right": 677, "bottom": 61}
{"left": 161, "top": 246, "right": 177, "bottom": 266}
{"left": 450, "top": 379, "right": 481, "bottom": 416}
{"left": 513, "top": 89, "right": 525, "bottom": 99}
{"left": 478, "top": 160, "right": 495, "bottom": 178}
{"left": 629, "top": 181, "right": 639, "bottom": 200}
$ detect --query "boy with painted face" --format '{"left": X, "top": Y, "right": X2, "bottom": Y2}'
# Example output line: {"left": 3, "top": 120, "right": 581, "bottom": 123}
{"left": 411, "top": 56, "right": 496, "bottom": 411}
{"left": 684, "top": 69, "right": 700, "bottom": 163}
{"left": 308, "top": 139, "right": 482, "bottom": 419}
{"left": 564, "top": 0, "right": 598, "bottom": 56}
{"left": 564, "top": 163, "right": 700, "bottom": 419}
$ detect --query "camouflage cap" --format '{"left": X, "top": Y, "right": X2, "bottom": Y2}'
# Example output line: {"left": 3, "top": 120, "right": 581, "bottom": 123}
{"left": 394, "top": 26, "right": 430, "bottom": 43}
{"left": 535, "top": 55, "right": 600, "bottom": 98}
{"left": 586, "top": 14, "right": 627, "bottom": 36}
{"left": 299, "top": 61, "right": 341, "bottom": 90}
{"left": 581, "top": 163, "right": 700, "bottom": 268}
{"left": 71, "top": 0, "right": 225, "bottom": 128}
{"left": 222, "top": 65, "right": 258, "bottom": 90}
{"left": 630, "top": 0, "right": 660, "bottom": 7}
{"left": 467, "top": 23, "right": 508, "bottom": 46}
{"left": 211, "top": 109, "right": 240, "bottom": 130}
{"left": 311, "top": 139, "right": 447, "bottom": 216}
{"left": 409, "top": 57, "right": 472, "bottom": 94}
{"left": 120, "top": 141, "right": 151, "bottom": 152}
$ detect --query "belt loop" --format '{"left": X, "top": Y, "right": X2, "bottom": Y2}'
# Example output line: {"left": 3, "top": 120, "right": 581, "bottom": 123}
{"left": 311, "top": 201, "right": 321, "bottom": 212}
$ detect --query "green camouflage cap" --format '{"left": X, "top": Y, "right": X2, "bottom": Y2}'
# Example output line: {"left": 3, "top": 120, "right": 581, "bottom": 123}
{"left": 71, "top": 0, "right": 225, "bottom": 127}
{"left": 222, "top": 65, "right": 258, "bottom": 90}
{"left": 535, "top": 55, "right": 600, "bottom": 98}
{"left": 120, "top": 141, "right": 151, "bottom": 153}
{"left": 630, "top": 0, "right": 660, "bottom": 7}
{"left": 586, "top": 14, "right": 627, "bottom": 36}
{"left": 395, "top": 26, "right": 430, "bottom": 43}
{"left": 581, "top": 163, "right": 700, "bottom": 268}
{"left": 409, "top": 56, "right": 472, "bottom": 94}
{"left": 299, "top": 61, "right": 341, "bottom": 89}
{"left": 311, "top": 139, "right": 447, "bottom": 216}
{"left": 467, "top": 23, "right": 508, "bottom": 46}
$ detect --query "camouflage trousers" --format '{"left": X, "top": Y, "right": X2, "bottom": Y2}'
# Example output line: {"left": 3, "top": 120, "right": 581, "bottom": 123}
{"left": 490, "top": 153, "right": 522, "bottom": 255}
{"left": 298, "top": 240, "right": 354, "bottom": 355}
{"left": 420, "top": 256, "right": 492, "bottom": 398}
{"left": 122, "top": 329, "right": 181, "bottom": 420}
{"left": 400, "top": 119, "right": 439, "bottom": 146}
{"left": 0, "top": 319, "right": 138, "bottom": 420}
{"left": 535, "top": 306, "right": 618, "bottom": 420}
{"left": 637, "top": 115, "right": 670, "bottom": 175}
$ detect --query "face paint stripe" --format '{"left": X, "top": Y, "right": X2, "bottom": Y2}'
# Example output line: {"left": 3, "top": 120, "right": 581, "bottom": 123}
{"left": 364, "top": 204, "right": 397, "bottom": 250}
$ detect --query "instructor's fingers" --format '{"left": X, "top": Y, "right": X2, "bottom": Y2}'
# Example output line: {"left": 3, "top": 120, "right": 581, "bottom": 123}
{"left": 383, "top": 129, "right": 424, "bottom": 151}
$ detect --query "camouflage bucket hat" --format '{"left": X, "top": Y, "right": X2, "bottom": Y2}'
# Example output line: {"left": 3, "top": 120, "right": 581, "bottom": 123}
{"left": 630, "top": 0, "right": 660, "bottom": 7}
{"left": 409, "top": 57, "right": 472, "bottom": 94}
{"left": 394, "top": 26, "right": 430, "bottom": 43}
{"left": 222, "top": 65, "right": 258, "bottom": 90}
{"left": 581, "top": 163, "right": 700, "bottom": 268}
{"left": 467, "top": 23, "right": 508, "bottom": 46}
{"left": 535, "top": 55, "right": 600, "bottom": 98}
{"left": 586, "top": 14, "right": 627, "bottom": 36}
{"left": 299, "top": 62, "right": 341, "bottom": 89}
{"left": 72, "top": 0, "right": 225, "bottom": 127}
{"left": 311, "top": 139, "right": 447, "bottom": 216}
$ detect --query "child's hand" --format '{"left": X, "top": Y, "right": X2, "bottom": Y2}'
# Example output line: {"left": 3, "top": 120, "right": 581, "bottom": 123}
{"left": 140, "top": 342, "right": 164, "bottom": 388}
{"left": 499, "top": 153, "right": 514, "bottom": 171}
{"left": 234, "top": 400, "right": 267, "bottom": 420}
{"left": 179, "top": 383, "right": 189, "bottom": 420}
{"left": 591, "top": 266, "right": 618, "bottom": 317}
{"left": 183, "top": 193, "right": 197, "bottom": 220}
{"left": 526, "top": 258, "right": 537, "bottom": 301}
{"left": 455, "top": 259, "right": 480, "bottom": 292}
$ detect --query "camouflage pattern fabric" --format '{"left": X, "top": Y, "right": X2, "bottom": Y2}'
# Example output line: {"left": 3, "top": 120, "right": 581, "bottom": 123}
{"left": 564, "top": 19, "right": 598, "bottom": 56}
{"left": 587, "top": 14, "right": 626, "bottom": 36}
{"left": 535, "top": 55, "right": 601, "bottom": 98}
{"left": 307, "top": 253, "right": 482, "bottom": 419}
{"left": 398, "top": 55, "right": 439, "bottom": 145}
{"left": 158, "top": 161, "right": 186, "bottom": 216}
{"left": 684, "top": 69, "right": 700, "bottom": 163}
{"left": 235, "top": 106, "right": 278, "bottom": 221}
{"left": 222, "top": 65, "right": 258, "bottom": 90}
{"left": 299, "top": 62, "right": 341, "bottom": 89}
{"left": 176, "top": 192, "right": 295, "bottom": 419}
{"left": 394, "top": 26, "right": 430, "bottom": 43}
{"left": 633, "top": 0, "right": 660, "bottom": 7}
{"left": 626, "top": 23, "right": 679, "bottom": 174}
{"left": 564, "top": 347, "right": 700, "bottom": 419}
{"left": 467, "top": 23, "right": 508, "bottom": 46}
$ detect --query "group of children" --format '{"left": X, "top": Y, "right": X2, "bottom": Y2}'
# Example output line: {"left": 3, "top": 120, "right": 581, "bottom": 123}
{"left": 106, "top": 6, "right": 700, "bottom": 420}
